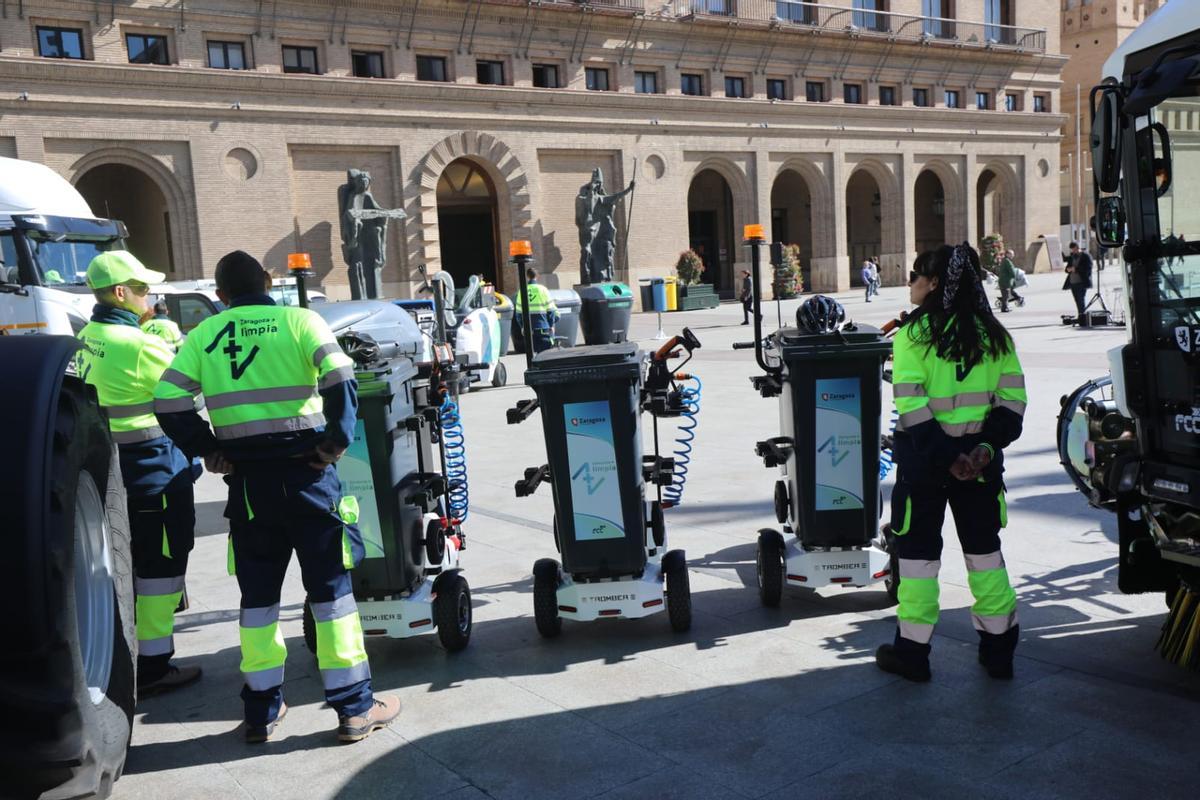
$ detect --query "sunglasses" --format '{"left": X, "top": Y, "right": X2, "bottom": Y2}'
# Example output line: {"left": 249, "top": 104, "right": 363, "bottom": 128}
{"left": 122, "top": 282, "right": 151, "bottom": 296}
{"left": 908, "top": 271, "right": 927, "bottom": 285}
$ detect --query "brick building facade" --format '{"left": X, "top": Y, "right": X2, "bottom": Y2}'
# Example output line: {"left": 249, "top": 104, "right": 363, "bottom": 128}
{"left": 0, "top": 0, "right": 1065, "bottom": 302}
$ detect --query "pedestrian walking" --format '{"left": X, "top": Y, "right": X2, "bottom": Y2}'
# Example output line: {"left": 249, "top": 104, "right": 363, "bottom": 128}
{"left": 1004, "top": 250, "right": 1026, "bottom": 307}
{"left": 862, "top": 260, "right": 875, "bottom": 302}
{"left": 154, "top": 251, "right": 400, "bottom": 744}
{"left": 877, "top": 243, "right": 1026, "bottom": 682}
{"left": 740, "top": 268, "right": 753, "bottom": 324}
{"left": 77, "top": 252, "right": 201, "bottom": 696}
{"left": 1064, "top": 241, "right": 1093, "bottom": 322}
{"left": 996, "top": 249, "right": 1016, "bottom": 312}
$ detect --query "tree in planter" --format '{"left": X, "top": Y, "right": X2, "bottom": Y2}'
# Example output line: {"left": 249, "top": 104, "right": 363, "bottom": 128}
{"left": 675, "top": 249, "right": 705, "bottom": 286}
{"left": 772, "top": 244, "right": 801, "bottom": 299}
{"left": 787, "top": 244, "right": 804, "bottom": 294}
{"left": 980, "top": 234, "right": 1005, "bottom": 276}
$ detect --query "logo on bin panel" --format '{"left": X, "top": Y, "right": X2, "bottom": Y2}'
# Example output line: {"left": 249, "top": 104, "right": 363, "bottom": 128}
{"left": 582, "top": 594, "right": 635, "bottom": 603}
{"left": 821, "top": 391, "right": 855, "bottom": 402}
{"left": 570, "top": 415, "right": 607, "bottom": 428}
{"left": 572, "top": 462, "right": 606, "bottom": 495}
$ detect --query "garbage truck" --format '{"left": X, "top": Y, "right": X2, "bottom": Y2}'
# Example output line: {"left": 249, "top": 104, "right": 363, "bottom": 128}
{"left": 1058, "top": 2, "right": 1200, "bottom": 669}
{"left": 0, "top": 157, "right": 138, "bottom": 797}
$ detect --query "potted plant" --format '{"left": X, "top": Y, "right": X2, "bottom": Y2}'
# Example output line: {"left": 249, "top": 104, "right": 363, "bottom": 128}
{"left": 674, "top": 249, "right": 705, "bottom": 288}
{"left": 672, "top": 249, "right": 719, "bottom": 309}
{"left": 772, "top": 244, "right": 802, "bottom": 299}
{"left": 980, "top": 234, "right": 1005, "bottom": 277}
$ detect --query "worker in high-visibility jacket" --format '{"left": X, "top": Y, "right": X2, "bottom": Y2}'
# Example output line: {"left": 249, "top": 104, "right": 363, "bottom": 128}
{"left": 142, "top": 300, "right": 185, "bottom": 352}
{"left": 514, "top": 267, "right": 558, "bottom": 353}
{"left": 878, "top": 243, "right": 1026, "bottom": 682}
{"left": 153, "top": 251, "right": 400, "bottom": 744}
{"left": 77, "top": 251, "right": 201, "bottom": 696}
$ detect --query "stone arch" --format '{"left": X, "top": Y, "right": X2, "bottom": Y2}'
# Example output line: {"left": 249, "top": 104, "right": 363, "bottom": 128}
{"left": 687, "top": 156, "right": 753, "bottom": 296}
{"left": 845, "top": 157, "right": 903, "bottom": 286}
{"left": 414, "top": 131, "right": 532, "bottom": 293}
{"left": 915, "top": 158, "right": 967, "bottom": 246}
{"left": 67, "top": 147, "right": 200, "bottom": 278}
{"left": 976, "top": 159, "right": 1025, "bottom": 263}
{"left": 772, "top": 160, "right": 833, "bottom": 292}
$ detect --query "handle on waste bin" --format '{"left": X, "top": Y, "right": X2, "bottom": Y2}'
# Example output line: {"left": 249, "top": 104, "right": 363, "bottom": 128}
{"left": 731, "top": 341, "right": 755, "bottom": 350}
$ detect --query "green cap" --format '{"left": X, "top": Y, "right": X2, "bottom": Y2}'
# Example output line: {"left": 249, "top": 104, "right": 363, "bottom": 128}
{"left": 85, "top": 251, "right": 165, "bottom": 290}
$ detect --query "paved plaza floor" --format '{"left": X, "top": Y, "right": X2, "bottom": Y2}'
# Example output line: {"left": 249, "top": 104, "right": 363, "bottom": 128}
{"left": 118, "top": 273, "right": 1199, "bottom": 799}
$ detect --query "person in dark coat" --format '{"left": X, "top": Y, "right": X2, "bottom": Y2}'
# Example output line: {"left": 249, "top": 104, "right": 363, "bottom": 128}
{"left": 740, "top": 269, "right": 754, "bottom": 325}
{"left": 1064, "top": 242, "right": 1093, "bottom": 321}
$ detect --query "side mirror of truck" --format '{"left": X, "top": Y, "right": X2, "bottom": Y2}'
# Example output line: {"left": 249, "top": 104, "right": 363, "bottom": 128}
{"left": 1090, "top": 86, "right": 1123, "bottom": 194}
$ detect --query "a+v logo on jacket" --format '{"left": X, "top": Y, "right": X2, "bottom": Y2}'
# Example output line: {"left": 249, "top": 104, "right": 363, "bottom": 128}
{"left": 205, "top": 320, "right": 260, "bottom": 379}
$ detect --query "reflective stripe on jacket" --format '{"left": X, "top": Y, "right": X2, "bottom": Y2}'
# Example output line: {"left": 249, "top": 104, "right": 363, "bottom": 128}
{"left": 78, "top": 313, "right": 176, "bottom": 443}
{"left": 153, "top": 303, "right": 354, "bottom": 443}
{"left": 515, "top": 283, "right": 557, "bottom": 314}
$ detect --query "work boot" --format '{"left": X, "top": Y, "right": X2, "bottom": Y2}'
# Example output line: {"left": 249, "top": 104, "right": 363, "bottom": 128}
{"left": 979, "top": 653, "right": 1014, "bottom": 680}
{"left": 874, "top": 644, "right": 931, "bottom": 682}
{"left": 245, "top": 702, "right": 288, "bottom": 744}
{"left": 138, "top": 663, "right": 202, "bottom": 697}
{"left": 337, "top": 694, "right": 401, "bottom": 743}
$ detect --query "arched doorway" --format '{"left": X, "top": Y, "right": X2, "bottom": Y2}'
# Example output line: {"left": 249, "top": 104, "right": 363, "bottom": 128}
{"left": 845, "top": 169, "right": 882, "bottom": 286}
{"left": 977, "top": 168, "right": 1009, "bottom": 247}
{"left": 687, "top": 169, "right": 735, "bottom": 296}
{"left": 436, "top": 158, "right": 500, "bottom": 289}
{"left": 76, "top": 164, "right": 174, "bottom": 274}
{"left": 771, "top": 169, "right": 814, "bottom": 291}
{"left": 914, "top": 170, "right": 948, "bottom": 256}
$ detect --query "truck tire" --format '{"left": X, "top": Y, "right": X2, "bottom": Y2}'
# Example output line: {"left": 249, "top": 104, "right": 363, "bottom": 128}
{"left": 434, "top": 571, "right": 472, "bottom": 652}
{"left": 0, "top": 337, "right": 136, "bottom": 800}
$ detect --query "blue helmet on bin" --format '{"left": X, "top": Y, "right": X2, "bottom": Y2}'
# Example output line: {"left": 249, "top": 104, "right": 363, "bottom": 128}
{"left": 797, "top": 295, "right": 845, "bottom": 334}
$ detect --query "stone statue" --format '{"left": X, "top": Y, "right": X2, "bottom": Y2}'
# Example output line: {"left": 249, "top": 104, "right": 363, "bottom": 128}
{"left": 574, "top": 167, "right": 635, "bottom": 284}
{"left": 337, "top": 168, "right": 406, "bottom": 300}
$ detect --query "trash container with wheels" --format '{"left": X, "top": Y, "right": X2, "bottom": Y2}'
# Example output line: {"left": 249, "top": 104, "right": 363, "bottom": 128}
{"left": 549, "top": 288, "right": 582, "bottom": 347}
{"left": 494, "top": 292, "right": 514, "bottom": 354}
{"left": 733, "top": 232, "right": 894, "bottom": 607}
{"left": 578, "top": 282, "right": 634, "bottom": 345}
{"left": 507, "top": 329, "right": 705, "bottom": 635}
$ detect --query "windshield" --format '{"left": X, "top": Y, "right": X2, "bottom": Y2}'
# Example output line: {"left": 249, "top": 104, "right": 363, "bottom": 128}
{"left": 27, "top": 232, "right": 121, "bottom": 286}
{"left": 0, "top": 232, "right": 16, "bottom": 284}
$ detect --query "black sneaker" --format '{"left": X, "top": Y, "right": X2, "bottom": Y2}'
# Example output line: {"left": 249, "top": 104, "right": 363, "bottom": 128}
{"left": 245, "top": 702, "right": 288, "bottom": 744}
{"left": 138, "top": 663, "right": 202, "bottom": 697}
{"left": 875, "top": 644, "right": 931, "bottom": 682}
{"left": 979, "top": 653, "right": 1014, "bottom": 680}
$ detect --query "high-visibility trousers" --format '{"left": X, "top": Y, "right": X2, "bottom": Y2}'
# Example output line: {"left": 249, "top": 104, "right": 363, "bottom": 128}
{"left": 129, "top": 474, "right": 195, "bottom": 683}
{"left": 224, "top": 461, "right": 370, "bottom": 726}
{"left": 889, "top": 471, "right": 1019, "bottom": 669}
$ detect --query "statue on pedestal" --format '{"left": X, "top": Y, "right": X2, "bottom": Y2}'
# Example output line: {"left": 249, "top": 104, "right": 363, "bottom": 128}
{"left": 574, "top": 168, "right": 635, "bottom": 284}
{"left": 337, "top": 168, "right": 406, "bottom": 300}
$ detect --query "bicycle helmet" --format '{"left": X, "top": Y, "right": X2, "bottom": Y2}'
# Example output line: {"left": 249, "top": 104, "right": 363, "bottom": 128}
{"left": 796, "top": 295, "right": 846, "bottom": 334}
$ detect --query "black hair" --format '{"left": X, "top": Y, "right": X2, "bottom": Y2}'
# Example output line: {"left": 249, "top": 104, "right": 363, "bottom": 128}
{"left": 526, "top": 267, "right": 537, "bottom": 281}
{"left": 907, "top": 244, "right": 1012, "bottom": 369}
{"left": 215, "top": 250, "right": 269, "bottom": 298}
{"left": 153, "top": 300, "right": 168, "bottom": 315}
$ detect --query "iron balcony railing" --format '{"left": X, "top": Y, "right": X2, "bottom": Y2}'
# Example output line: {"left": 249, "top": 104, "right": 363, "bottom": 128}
{"left": 682, "top": 0, "right": 1047, "bottom": 53}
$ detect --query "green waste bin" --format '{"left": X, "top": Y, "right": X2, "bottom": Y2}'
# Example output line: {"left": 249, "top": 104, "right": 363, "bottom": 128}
{"left": 577, "top": 282, "right": 634, "bottom": 345}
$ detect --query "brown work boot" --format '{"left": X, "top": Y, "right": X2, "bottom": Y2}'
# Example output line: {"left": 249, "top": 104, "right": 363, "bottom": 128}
{"left": 245, "top": 702, "right": 288, "bottom": 744}
{"left": 337, "top": 695, "right": 401, "bottom": 743}
{"left": 137, "top": 663, "right": 202, "bottom": 698}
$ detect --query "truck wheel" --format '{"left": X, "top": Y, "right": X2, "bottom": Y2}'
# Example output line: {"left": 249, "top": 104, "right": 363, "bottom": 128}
{"left": 533, "top": 559, "right": 562, "bottom": 638}
{"left": 0, "top": 336, "right": 135, "bottom": 800}
{"left": 491, "top": 361, "right": 508, "bottom": 388}
{"left": 663, "top": 550, "right": 692, "bottom": 633}
{"left": 435, "top": 572, "right": 472, "bottom": 652}
{"left": 302, "top": 598, "right": 317, "bottom": 656}
{"left": 757, "top": 530, "right": 785, "bottom": 608}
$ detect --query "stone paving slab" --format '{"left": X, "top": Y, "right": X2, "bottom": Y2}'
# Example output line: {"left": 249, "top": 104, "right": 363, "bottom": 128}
{"left": 115, "top": 274, "right": 1199, "bottom": 799}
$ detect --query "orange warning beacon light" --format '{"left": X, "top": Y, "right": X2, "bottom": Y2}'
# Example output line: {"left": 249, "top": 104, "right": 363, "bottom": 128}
{"left": 509, "top": 240, "right": 533, "bottom": 258}
{"left": 743, "top": 223, "right": 765, "bottom": 242}
{"left": 287, "top": 252, "right": 313, "bottom": 273}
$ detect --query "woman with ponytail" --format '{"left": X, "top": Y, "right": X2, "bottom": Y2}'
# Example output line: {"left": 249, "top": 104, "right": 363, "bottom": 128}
{"left": 878, "top": 243, "right": 1027, "bottom": 683}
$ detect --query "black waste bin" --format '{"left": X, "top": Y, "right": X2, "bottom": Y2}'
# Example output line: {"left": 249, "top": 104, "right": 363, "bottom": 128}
{"left": 549, "top": 288, "right": 582, "bottom": 347}
{"left": 775, "top": 325, "right": 891, "bottom": 548}
{"left": 524, "top": 343, "right": 648, "bottom": 577}
{"left": 577, "top": 282, "right": 634, "bottom": 345}
{"left": 337, "top": 357, "right": 430, "bottom": 596}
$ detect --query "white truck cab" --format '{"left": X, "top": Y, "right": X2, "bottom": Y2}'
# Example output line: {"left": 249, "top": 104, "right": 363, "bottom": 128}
{"left": 0, "top": 156, "right": 128, "bottom": 336}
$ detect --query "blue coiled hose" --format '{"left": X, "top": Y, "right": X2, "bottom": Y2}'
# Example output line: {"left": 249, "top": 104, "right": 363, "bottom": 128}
{"left": 879, "top": 409, "right": 899, "bottom": 480}
{"left": 440, "top": 393, "right": 469, "bottom": 522}
{"left": 663, "top": 377, "right": 702, "bottom": 507}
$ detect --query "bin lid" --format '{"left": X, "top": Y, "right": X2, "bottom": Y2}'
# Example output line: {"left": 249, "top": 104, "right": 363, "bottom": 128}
{"left": 548, "top": 288, "right": 582, "bottom": 309}
{"left": 525, "top": 342, "right": 643, "bottom": 385}
{"left": 394, "top": 299, "right": 434, "bottom": 310}
{"left": 575, "top": 282, "right": 632, "bottom": 301}
{"left": 313, "top": 300, "right": 424, "bottom": 358}
{"left": 776, "top": 324, "right": 892, "bottom": 361}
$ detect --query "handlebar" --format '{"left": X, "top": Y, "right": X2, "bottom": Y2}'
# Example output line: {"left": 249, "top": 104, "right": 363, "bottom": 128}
{"left": 732, "top": 341, "right": 755, "bottom": 350}
{"left": 653, "top": 327, "right": 702, "bottom": 361}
